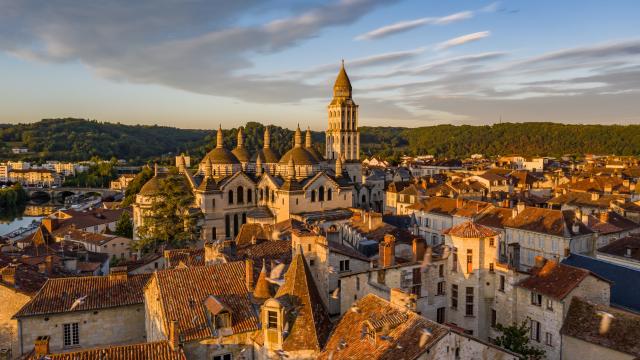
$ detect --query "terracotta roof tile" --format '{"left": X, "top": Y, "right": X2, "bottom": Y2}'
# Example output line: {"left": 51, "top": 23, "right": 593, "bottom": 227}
{"left": 317, "top": 294, "right": 448, "bottom": 360}
{"left": 516, "top": 260, "right": 594, "bottom": 300}
{"left": 444, "top": 221, "right": 499, "bottom": 238}
{"left": 24, "top": 340, "right": 185, "bottom": 360}
{"left": 14, "top": 273, "right": 151, "bottom": 317}
{"left": 561, "top": 297, "right": 640, "bottom": 357}
{"left": 152, "top": 261, "right": 259, "bottom": 342}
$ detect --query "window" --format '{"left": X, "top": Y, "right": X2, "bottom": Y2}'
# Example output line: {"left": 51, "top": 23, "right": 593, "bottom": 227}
{"left": 212, "top": 227, "right": 217, "bottom": 241}
{"left": 311, "top": 190, "right": 316, "bottom": 202}
{"left": 212, "top": 198, "right": 215, "bottom": 208}
{"left": 437, "top": 307, "right": 445, "bottom": 324}
{"left": 530, "top": 320, "right": 540, "bottom": 342}
{"left": 339, "top": 260, "right": 350, "bottom": 272}
{"left": 213, "top": 354, "right": 232, "bottom": 360}
{"left": 465, "top": 287, "right": 474, "bottom": 316}
{"left": 489, "top": 237, "right": 495, "bottom": 247}
{"left": 491, "top": 309, "right": 497, "bottom": 328}
{"left": 327, "top": 188, "right": 332, "bottom": 200}
{"left": 451, "top": 250, "right": 458, "bottom": 272}
{"left": 228, "top": 190, "right": 234, "bottom": 204}
{"left": 499, "top": 275, "right": 505, "bottom": 292}
{"left": 377, "top": 270, "right": 386, "bottom": 284}
{"left": 267, "top": 311, "right": 278, "bottom": 329}
{"left": 451, "top": 284, "right": 458, "bottom": 310}
{"left": 237, "top": 186, "right": 244, "bottom": 204}
{"left": 63, "top": 322, "right": 79, "bottom": 347}
{"left": 489, "top": 263, "right": 494, "bottom": 272}
{"left": 356, "top": 277, "right": 360, "bottom": 291}
{"left": 247, "top": 189, "right": 252, "bottom": 203}
{"left": 437, "top": 281, "right": 446, "bottom": 295}
{"left": 214, "top": 312, "right": 231, "bottom": 329}
{"left": 439, "top": 264, "right": 444, "bottom": 277}
{"left": 233, "top": 214, "right": 239, "bottom": 237}
{"left": 545, "top": 332, "right": 553, "bottom": 346}
{"left": 531, "top": 292, "right": 542, "bottom": 306}
{"left": 225, "top": 215, "right": 230, "bottom": 238}
{"left": 546, "top": 298, "right": 553, "bottom": 311}
{"left": 319, "top": 186, "right": 325, "bottom": 201}
{"left": 466, "top": 249, "right": 473, "bottom": 273}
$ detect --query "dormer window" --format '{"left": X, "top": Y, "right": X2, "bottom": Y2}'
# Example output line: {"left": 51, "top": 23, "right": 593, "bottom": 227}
{"left": 204, "top": 295, "right": 232, "bottom": 333}
{"left": 267, "top": 310, "right": 278, "bottom": 329}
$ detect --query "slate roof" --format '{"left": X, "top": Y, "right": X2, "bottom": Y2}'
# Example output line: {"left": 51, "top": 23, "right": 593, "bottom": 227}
{"left": 561, "top": 297, "right": 640, "bottom": 357}
{"left": 317, "top": 294, "right": 448, "bottom": 360}
{"left": 562, "top": 254, "right": 640, "bottom": 312}
{"left": 14, "top": 273, "right": 151, "bottom": 317}
{"left": 23, "top": 340, "right": 186, "bottom": 360}
{"left": 516, "top": 260, "right": 603, "bottom": 301}
{"left": 597, "top": 234, "right": 640, "bottom": 261}
{"left": 151, "top": 261, "right": 259, "bottom": 342}
{"left": 275, "top": 251, "right": 333, "bottom": 352}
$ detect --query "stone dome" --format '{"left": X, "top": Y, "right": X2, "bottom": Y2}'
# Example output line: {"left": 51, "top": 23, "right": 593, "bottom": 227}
{"left": 204, "top": 148, "right": 240, "bottom": 165}
{"left": 279, "top": 147, "right": 318, "bottom": 166}
{"left": 252, "top": 148, "right": 280, "bottom": 164}
{"left": 231, "top": 147, "right": 251, "bottom": 163}
{"left": 139, "top": 176, "right": 162, "bottom": 196}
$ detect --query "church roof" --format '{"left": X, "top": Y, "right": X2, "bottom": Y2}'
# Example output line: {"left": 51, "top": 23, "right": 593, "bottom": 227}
{"left": 204, "top": 147, "right": 240, "bottom": 165}
{"left": 275, "top": 250, "right": 333, "bottom": 352}
{"left": 333, "top": 61, "right": 352, "bottom": 93}
{"left": 279, "top": 147, "right": 318, "bottom": 166}
{"left": 197, "top": 175, "right": 218, "bottom": 193}
{"left": 231, "top": 147, "right": 251, "bottom": 163}
{"left": 306, "top": 146, "right": 325, "bottom": 162}
{"left": 252, "top": 148, "right": 280, "bottom": 164}
{"left": 139, "top": 175, "right": 163, "bottom": 196}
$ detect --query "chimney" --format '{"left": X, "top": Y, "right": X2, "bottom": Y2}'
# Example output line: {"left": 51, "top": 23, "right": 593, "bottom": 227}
{"left": 42, "top": 218, "right": 58, "bottom": 233}
{"left": 517, "top": 202, "right": 525, "bottom": 214}
{"left": 169, "top": 319, "right": 180, "bottom": 351}
{"left": 591, "top": 192, "right": 600, "bottom": 201}
{"left": 109, "top": 266, "right": 128, "bottom": 281}
{"left": 1, "top": 265, "right": 16, "bottom": 286}
{"left": 34, "top": 336, "right": 50, "bottom": 358}
{"left": 623, "top": 179, "right": 630, "bottom": 187}
{"left": 571, "top": 175, "right": 577, "bottom": 184}
{"left": 625, "top": 247, "right": 633, "bottom": 258}
{"left": 45, "top": 255, "right": 53, "bottom": 275}
{"left": 412, "top": 238, "right": 426, "bottom": 262}
{"left": 534, "top": 255, "right": 547, "bottom": 269}
{"left": 390, "top": 288, "right": 417, "bottom": 312}
{"left": 379, "top": 234, "right": 396, "bottom": 268}
{"left": 368, "top": 212, "right": 382, "bottom": 230}
{"left": 245, "top": 259, "right": 254, "bottom": 291}
{"left": 631, "top": 183, "right": 636, "bottom": 192}
{"left": 604, "top": 184, "right": 612, "bottom": 194}
{"left": 599, "top": 211, "right": 610, "bottom": 223}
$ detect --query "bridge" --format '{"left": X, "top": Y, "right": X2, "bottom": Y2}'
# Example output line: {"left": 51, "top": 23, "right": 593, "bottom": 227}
{"left": 25, "top": 187, "right": 122, "bottom": 203}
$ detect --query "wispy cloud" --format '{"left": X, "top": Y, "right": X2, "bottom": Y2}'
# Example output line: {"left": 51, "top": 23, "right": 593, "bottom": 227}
{"left": 436, "top": 31, "right": 490, "bottom": 50}
{"left": 355, "top": 11, "right": 473, "bottom": 40}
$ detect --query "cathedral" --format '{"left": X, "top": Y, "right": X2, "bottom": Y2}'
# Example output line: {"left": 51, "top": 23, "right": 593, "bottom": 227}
{"left": 134, "top": 63, "right": 372, "bottom": 242}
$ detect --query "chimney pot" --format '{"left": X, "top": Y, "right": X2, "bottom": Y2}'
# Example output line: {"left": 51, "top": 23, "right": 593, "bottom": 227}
{"left": 1, "top": 265, "right": 16, "bottom": 286}
{"left": 379, "top": 234, "right": 396, "bottom": 268}
{"left": 169, "top": 319, "right": 180, "bottom": 350}
{"left": 412, "top": 238, "right": 426, "bottom": 263}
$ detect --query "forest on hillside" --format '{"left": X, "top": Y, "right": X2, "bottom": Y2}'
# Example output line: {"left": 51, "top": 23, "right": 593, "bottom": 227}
{"left": 2, "top": 119, "right": 640, "bottom": 164}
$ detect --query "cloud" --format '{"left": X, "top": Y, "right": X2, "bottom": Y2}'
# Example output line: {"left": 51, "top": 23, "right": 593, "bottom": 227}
{"left": 0, "top": 0, "right": 398, "bottom": 103}
{"left": 436, "top": 31, "right": 491, "bottom": 50}
{"left": 355, "top": 11, "right": 473, "bottom": 40}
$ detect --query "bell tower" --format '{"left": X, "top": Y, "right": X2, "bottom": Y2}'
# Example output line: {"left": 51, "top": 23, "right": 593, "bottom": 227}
{"left": 326, "top": 61, "right": 359, "bottom": 162}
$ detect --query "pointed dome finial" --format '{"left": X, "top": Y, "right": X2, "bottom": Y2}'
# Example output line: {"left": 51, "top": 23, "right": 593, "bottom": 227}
{"left": 253, "top": 259, "right": 272, "bottom": 300}
{"left": 305, "top": 126, "right": 312, "bottom": 148}
{"left": 256, "top": 154, "right": 263, "bottom": 176}
{"left": 216, "top": 124, "right": 223, "bottom": 149}
{"left": 294, "top": 124, "right": 303, "bottom": 148}
{"left": 287, "top": 158, "right": 296, "bottom": 180}
{"left": 236, "top": 126, "right": 244, "bottom": 148}
{"left": 154, "top": 163, "right": 158, "bottom": 177}
{"left": 204, "top": 158, "right": 213, "bottom": 177}
{"left": 333, "top": 60, "right": 352, "bottom": 98}
{"left": 264, "top": 126, "right": 271, "bottom": 149}
{"left": 335, "top": 155, "right": 342, "bottom": 177}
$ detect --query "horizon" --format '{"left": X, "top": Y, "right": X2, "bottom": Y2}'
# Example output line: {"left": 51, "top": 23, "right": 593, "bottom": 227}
{"left": 1, "top": 1, "right": 640, "bottom": 130}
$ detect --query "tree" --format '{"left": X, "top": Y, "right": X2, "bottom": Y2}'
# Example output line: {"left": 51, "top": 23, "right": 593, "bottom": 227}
{"left": 114, "top": 211, "right": 134, "bottom": 238}
{"left": 493, "top": 319, "right": 546, "bottom": 360}
{"left": 134, "top": 170, "right": 201, "bottom": 252}
{"left": 121, "top": 166, "right": 154, "bottom": 207}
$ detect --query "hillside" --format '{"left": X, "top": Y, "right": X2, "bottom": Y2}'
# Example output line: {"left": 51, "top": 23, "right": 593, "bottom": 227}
{"left": 2, "top": 119, "right": 640, "bottom": 164}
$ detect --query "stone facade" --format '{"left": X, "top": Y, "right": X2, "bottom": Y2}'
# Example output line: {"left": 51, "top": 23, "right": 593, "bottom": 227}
{"left": 0, "top": 286, "right": 30, "bottom": 358}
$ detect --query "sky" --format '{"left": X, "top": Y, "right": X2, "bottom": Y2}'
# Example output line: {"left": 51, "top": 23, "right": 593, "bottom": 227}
{"left": 1, "top": 0, "right": 639, "bottom": 130}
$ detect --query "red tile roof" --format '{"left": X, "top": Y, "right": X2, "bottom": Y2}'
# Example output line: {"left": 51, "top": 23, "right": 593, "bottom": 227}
{"left": 504, "top": 208, "right": 592, "bottom": 237}
{"left": 23, "top": 340, "right": 185, "bottom": 360}
{"left": 14, "top": 273, "right": 151, "bottom": 317}
{"left": 151, "top": 261, "right": 259, "bottom": 342}
{"left": 516, "top": 260, "right": 604, "bottom": 300}
{"left": 317, "top": 294, "right": 448, "bottom": 360}
{"left": 444, "top": 221, "right": 499, "bottom": 238}
{"left": 561, "top": 297, "right": 640, "bottom": 357}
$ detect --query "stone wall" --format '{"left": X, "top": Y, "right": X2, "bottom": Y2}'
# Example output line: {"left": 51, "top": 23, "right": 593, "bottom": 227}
{"left": 0, "top": 287, "right": 31, "bottom": 359}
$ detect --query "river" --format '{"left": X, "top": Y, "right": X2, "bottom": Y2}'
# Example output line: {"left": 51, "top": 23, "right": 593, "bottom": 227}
{"left": 0, "top": 205, "right": 59, "bottom": 236}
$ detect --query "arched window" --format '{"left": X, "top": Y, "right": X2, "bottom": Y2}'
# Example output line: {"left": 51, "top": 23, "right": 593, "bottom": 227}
{"left": 212, "top": 227, "right": 217, "bottom": 241}
{"left": 225, "top": 215, "right": 230, "bottom": 238}
{"left": 361, "top": 194, "right": 366, "bottom": 204}
{"left": 212, "top": 198, "right": 215, "bottom": 208}
{"left": 247, "top": 188, "right": 252, "bottom": 203}
{"left": 259, "top": 188, "right": 264, "bottom": 201}
{"left": 228, "top": 190, "right": 234, "bottom": 204}
{"left": 242, "top": 213, "right": 246, "bottom": 224}
{"left": 319, "top": 186, "right": 325, "bottom": 201}
{"left": 327, "top": 188, "right": 332, "bottom": 201}
{"left": 311, "top": 190, "right": 316, "bottom": 202}
{"left": 237, "top": 186, "right": 244, "bottom": 204}
{"left": 271, "top": 190, "right": 275, "bottom": 203}
{"left": 233, "top": 214, "right": 239, "bottom": 237}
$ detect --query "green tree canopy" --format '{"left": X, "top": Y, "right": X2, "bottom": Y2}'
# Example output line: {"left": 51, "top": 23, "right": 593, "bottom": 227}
{"left": 114, "top": 211, "right": 133, "bottom": 239}
{"left": 493, "top": 319, "right": 545, "bottom": 360}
